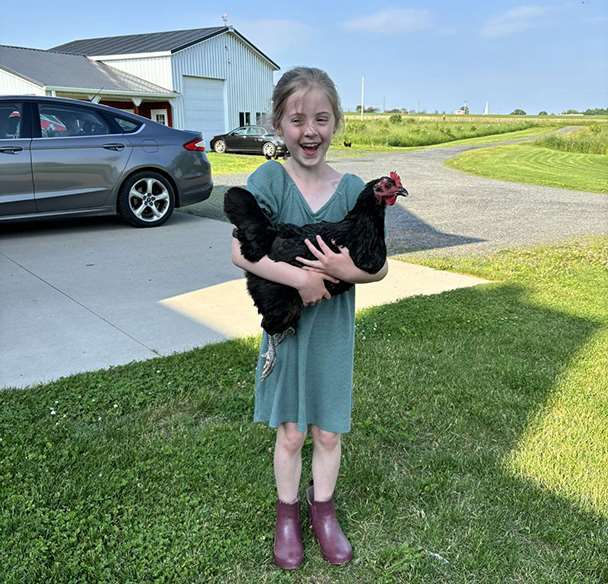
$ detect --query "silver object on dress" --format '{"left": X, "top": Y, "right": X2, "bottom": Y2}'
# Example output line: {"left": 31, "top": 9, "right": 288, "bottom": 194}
{"left": 261, "top": 328, "right": 295, "bottom": 380}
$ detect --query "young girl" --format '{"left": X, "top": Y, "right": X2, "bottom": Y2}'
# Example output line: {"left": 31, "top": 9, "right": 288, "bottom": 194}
{"left": 231, "top": 67, "right": 388, "bottom": 570}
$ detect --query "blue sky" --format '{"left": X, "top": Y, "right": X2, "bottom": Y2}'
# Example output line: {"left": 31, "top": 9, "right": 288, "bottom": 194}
{"left": 1, "top": 1, "right": 606, "bottom": 114}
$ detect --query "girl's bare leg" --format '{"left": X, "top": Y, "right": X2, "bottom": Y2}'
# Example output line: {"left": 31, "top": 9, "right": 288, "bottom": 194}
{"left": 308, "top": 425, "right": 352, "bottom": 565}
{"left": 310, "top": 426, "right": 341, "bottom": 501}
{"left": 274, "top": 422, "right": 307, "bottom": 502}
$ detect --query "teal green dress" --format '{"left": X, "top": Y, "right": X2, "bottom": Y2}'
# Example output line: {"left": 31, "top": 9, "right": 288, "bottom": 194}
{"left": 246, "top": 160, "right": 365, "bottom": 434}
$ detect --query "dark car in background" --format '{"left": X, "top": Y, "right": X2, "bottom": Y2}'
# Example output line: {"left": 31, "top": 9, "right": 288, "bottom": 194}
{"left": 0, "top": 96, "right": 213, "bottom": 227}
{"left": 210, "top": 125, "right": 288, "bottom": 158}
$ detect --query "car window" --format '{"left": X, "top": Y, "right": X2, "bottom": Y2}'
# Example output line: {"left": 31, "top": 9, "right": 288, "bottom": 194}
{"left": 38, "top": 104, "right": 110, "bottom": 138}
{"left": 113, "top": 116, "right": 141, "bottom": 134}
{"left": 247, "top": 127, "right": 264, "bottom": 136}
{"left": 0, "top": 103, "right": 23, "bottom": 139}
{"left": 232, "top": 128, "right": 248, "bottom": 136}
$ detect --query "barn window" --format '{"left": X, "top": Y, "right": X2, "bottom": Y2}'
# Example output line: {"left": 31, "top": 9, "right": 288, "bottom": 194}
{"left": 239, "top": 112, "right": 251, "bottom": 126}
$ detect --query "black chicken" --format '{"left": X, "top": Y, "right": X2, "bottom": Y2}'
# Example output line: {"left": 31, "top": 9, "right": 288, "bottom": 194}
{"left": 225, "top": 172, "right": 408, "bottom": 377}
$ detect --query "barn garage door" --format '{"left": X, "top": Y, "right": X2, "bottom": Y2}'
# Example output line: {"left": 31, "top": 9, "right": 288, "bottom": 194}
{"left": 182, "top": 76, "right": 225, "bottom": 148}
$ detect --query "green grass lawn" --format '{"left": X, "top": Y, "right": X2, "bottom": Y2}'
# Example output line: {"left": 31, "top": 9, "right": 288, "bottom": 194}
{"left": 2, "top": 237, "right": 607, "bottom": 583}
{"left": 206, "top": 152, "right": 272, "bottom": 176}
{"left": 446, "top": 144, "right": 608, "bottom": 193}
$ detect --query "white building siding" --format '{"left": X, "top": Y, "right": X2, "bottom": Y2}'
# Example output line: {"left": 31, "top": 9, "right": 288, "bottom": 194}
{"left": 94, "top": 56, "right": 173, "bottom": 91}
{"left": 0, "top": 69, "right": 44, "bottom": 95}
{"left": 171, "top": 31, "right": 274, "bottom": 132}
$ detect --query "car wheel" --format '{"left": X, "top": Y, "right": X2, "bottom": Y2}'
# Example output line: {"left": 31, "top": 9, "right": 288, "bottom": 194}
{"left": 118, "top": 171, "right": 175, "bottom": 228}
{"left": 262, "top": 142, "right": 277, "bottom": 158}
{"left": 213, "top": 139, "right": 226, "bottom": 153}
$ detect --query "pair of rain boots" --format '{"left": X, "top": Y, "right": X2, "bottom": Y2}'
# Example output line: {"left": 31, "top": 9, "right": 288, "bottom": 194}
{"left": 273, "top": 480, "right": 353, "bottom": 570}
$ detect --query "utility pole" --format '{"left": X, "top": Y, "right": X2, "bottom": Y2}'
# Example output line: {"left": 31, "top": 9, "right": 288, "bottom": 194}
{"left": 360, "top": 76, "right": 365, "bottom": 119}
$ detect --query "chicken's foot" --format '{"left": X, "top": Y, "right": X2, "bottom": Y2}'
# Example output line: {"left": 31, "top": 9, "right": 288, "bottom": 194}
{"left": 261, "top": 328, "right": 295, "bottom": 380}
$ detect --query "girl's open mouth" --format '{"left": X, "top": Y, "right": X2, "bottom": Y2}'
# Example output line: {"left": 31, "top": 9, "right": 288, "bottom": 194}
{"left": 300, "top": 143, "right": 320, "bottom": 156}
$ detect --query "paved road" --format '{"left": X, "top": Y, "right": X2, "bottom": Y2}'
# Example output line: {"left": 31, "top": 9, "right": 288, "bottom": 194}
{"left": 188, "top": 139, "right": 607, "bottom": 258}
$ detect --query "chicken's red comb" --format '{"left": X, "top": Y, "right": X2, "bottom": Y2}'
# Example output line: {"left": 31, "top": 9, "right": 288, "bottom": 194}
{"left": 389, "top": 171, "right": 402, "bottom": 187}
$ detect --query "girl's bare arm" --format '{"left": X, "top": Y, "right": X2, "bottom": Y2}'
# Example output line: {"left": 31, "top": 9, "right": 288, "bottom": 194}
{"left": 232, "top": 237, "right": 307, "bottom": 287}
{"left": 347, "top": 259, "right": 389, "bottom": 284}
{"left": 232, "top": 238, "right": 339, "bottom": 304}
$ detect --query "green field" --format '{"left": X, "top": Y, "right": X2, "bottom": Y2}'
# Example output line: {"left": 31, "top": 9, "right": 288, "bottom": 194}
{"left": 338, "top": 118, "right": 535, "bottom": 148}
{"left": 337, "top": 112, "right": 607, "bottom": 149}
{"left": 535, "top": 124, "right": 608, "bottom": 155}
{"left": 2, "top": 237, "right": 607, "bottom": 583}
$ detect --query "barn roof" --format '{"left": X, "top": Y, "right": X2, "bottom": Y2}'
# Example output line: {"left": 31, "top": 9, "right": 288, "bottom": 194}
{"left": 50, "top": 26, "right": 280, "bottom": 69}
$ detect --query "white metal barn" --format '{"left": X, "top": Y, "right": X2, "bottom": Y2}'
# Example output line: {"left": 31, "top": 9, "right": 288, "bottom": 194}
{"left": 0, "top": 27, "right": 279, "bottom": 146}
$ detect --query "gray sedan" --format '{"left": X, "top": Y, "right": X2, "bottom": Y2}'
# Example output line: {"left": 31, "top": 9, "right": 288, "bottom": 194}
{"left": 0, "top": 96, "right": 213, "bottom": 227}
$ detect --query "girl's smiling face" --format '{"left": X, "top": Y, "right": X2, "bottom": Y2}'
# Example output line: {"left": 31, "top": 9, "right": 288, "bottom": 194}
{"left": 278, "top": 87, "right": 336, "bottom": 169}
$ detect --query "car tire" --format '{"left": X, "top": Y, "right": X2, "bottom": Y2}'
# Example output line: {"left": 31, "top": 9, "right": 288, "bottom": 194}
{"left": 262, "top": 142, "right": 277, "bottom": 158}
{"left": 213, "top": 139, "right": 226, "bottom": 153}
{"left": 117, "top": 171, "right": 175, "bottom": 228}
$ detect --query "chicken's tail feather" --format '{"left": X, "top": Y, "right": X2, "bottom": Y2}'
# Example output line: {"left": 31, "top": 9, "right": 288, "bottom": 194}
{"left": 224, "top": 187, "right": 276, "bottom": 262}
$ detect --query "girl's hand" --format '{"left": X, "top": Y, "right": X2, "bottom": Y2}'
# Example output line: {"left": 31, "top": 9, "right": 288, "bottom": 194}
{"left": 296, "top": 269, "right": 339, "bottom": 306}
{"left": 296, "top": 235, "right": 358, "bottom": 282}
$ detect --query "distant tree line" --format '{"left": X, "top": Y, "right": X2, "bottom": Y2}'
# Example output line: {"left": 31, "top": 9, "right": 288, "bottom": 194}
{"left": 352, "top": 106, "right": 607, "bottom": 116}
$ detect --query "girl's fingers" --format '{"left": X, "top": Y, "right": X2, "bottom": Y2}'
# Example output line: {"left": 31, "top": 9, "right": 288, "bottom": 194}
{"left": 304, "top": 238, "right": 324, "bottom": 259}
{"left": 316, "top": 235, "right": 333, "bottom": 254}
{"left": 296, "top": 256, "right": 321, "bottom": 267}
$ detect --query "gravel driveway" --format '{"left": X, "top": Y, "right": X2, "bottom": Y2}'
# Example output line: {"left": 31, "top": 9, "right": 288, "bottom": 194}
{"left": 184, "top": 139, "right": 607, "bottom": 257}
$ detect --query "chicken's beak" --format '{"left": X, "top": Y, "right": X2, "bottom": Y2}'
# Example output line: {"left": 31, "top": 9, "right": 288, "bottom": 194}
{"left": 397, "top": 186, "right": 409, "bottom": 198}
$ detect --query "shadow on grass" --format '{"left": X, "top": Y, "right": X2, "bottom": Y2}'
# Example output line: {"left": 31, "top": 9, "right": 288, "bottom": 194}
{"left": 1, "top": 283, "right": 605, "bottom": 582}
{"left": 347, "top": 283, "right": 606, "bottom": 582}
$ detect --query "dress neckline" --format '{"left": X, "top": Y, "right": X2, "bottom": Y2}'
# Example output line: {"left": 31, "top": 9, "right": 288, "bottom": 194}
{"left": 274, "top": 161, "right": 346, "bottom": 216}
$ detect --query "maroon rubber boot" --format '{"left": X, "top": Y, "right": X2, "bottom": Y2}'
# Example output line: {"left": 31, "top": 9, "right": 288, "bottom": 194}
{"left": 306, "top": 481, "right": 353, "bottom": 565}
{"left": 273, "top": 499, "right": 304, "bottom": 570}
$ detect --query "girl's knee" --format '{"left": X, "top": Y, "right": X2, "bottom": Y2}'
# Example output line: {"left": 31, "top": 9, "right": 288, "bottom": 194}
{"left": 277, "top": 422, "right": 306, "bottom": 453}
{"left": 311, "top": 425, "right": 340, "bottom": 450}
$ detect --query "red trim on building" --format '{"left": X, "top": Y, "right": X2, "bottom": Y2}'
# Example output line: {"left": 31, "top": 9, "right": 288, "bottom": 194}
{"left": 99, "top": 100, "right": 173, "bottom": 127}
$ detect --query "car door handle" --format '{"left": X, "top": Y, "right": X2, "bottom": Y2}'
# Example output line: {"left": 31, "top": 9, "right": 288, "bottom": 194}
{"left": 102, "top": 143, "right": 125, "bottom": 151}
{"left": 0, "top": 146, "right": 23, "bottom": 154}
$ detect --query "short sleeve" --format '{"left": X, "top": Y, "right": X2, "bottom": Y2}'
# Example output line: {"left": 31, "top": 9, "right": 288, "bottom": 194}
{"left": 246, "top": 162, "right": 281, "bottom": 222}
{"left": 344, "top": 174, "right": 366, "bottom": 209}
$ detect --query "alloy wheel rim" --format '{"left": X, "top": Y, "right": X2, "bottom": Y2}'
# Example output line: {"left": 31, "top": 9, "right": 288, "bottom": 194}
{"left": 263, "top": 143, "right": 275, "bottom": 156}
{"left": 128, "top": 178, "right": 171, "bottom": 223}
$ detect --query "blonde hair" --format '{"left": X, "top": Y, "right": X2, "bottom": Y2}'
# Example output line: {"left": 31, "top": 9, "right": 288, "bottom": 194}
{"left": 272, "top": 67, "right": 343, "bottom": 131}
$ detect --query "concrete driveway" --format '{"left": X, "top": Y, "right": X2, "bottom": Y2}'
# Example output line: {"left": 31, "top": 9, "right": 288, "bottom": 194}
{"left": 0, "top": 212, "right": 487, "bottom": 389}
{"left": 1, "top": 213, "right": 241, "bottom": 388}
